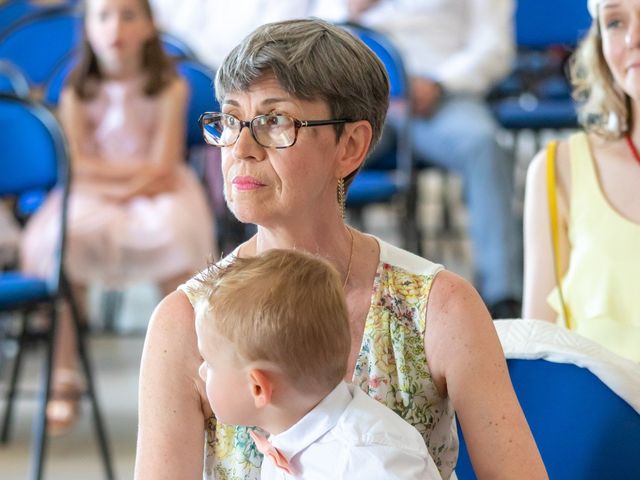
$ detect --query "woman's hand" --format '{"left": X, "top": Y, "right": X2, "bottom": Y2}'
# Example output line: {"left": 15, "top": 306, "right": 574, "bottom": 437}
{"left": 108, "top": 164, "right": 178, "bottom": 202}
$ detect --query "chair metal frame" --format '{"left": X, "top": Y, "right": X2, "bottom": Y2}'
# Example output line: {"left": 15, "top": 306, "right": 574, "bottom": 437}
{"left": 0, "top": 59, "right": 29, "bottom": 97}
{"left": 0, "top": 94, "right": 114, "bottom": 480}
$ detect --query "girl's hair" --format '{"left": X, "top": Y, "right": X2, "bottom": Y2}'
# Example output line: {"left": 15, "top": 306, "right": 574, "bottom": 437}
{"left": 191, "top": 249, "right": 351, "bottom": 395}
{"left": 67, "top": 0, "right": 176, "bottom": 100}
{"left": 570, "top": 21, "right": 631, "bottom": 139}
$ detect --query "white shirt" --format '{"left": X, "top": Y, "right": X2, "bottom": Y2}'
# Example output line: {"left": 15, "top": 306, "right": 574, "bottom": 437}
{"left": 149, "top": 0, "right": 314, "bottom": 69}
{"left": 260, "top": 382, "right": 441, "bottom": 480}
{"left": 314, "top": 0, "right": 515, "bottom": 95}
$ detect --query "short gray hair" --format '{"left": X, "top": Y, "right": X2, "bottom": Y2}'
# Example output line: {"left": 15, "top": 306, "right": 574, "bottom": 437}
{"left": 215, "top": 18, "right": 390, "bottom": 186}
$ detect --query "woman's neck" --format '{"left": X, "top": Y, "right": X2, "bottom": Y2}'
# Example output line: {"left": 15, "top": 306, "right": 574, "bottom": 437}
{"left": 242, "top": 221, "right": 355, "bottom": 284}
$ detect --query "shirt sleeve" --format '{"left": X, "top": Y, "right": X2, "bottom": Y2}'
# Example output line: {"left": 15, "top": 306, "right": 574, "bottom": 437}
{"left": 435, "top": 0, "right": 515, "bottom": 94}
{"left": 340, "top": 443, "right": 441, "bottom": 479}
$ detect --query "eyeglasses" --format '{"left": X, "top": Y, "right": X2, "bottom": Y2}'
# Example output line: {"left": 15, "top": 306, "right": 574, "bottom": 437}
{"left": 198, "top": 112, "right": 352, "bottom": 149}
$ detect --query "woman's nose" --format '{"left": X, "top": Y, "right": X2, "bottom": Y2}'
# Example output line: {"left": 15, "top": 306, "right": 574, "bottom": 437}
{"left": 198, "top": 362, "right": 206, "bottom": 382}
{"left": 626, "top": 16, "right": 640, "bottom": 48}
{"left": 231, "top": 125, "right": 265, "bottom": 161}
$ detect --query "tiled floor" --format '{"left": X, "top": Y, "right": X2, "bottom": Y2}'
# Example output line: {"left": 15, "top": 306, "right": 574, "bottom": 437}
{"left": 0, "top": 165, "right": 502, "bottom": 479}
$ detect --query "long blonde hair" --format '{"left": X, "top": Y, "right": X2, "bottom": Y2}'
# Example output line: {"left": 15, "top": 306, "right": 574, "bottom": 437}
{"left": 570, "top": 22, "right": 631, "bottom": 139}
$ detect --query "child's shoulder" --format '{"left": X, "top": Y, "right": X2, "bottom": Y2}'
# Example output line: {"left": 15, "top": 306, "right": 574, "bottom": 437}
{"left": 338, "top": 385, "right": 424, "bottom": 447}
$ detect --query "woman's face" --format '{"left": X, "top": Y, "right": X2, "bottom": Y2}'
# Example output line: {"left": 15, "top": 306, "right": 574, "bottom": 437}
{"left": 600, "top": 0, "right": 640, "bottom": 100}
{"left": 220, "top": 76, "right": 345, "bottom": 228}
{"left": 86, "top": 0, "right": 154, "bottom": 73}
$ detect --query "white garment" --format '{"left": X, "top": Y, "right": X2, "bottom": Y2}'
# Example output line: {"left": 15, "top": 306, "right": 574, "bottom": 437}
{"left": 495, "top": 319, "right": 640, "bottom": 413}
{"left": 0, "top": 202, "right": 19, "bottom": 268}
{"left": 149, "top": 0, "right": 314, "bottom": 69}
{"left": 260, "top": 382, "right": 441, "bottom": 480}
{"left": 314, "top": 0, "right": 515, "bottom": 95}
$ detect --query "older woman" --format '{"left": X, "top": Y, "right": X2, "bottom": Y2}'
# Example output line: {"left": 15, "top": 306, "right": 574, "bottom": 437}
{"left": 523, "top": 0, "right": 640, "bottom": 363}
{"left": 135, "top": 19, "right": 546, "bottom": 479}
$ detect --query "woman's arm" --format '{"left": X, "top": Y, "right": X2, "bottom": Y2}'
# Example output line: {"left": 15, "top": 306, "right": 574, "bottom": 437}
{"left": 522, "top": 141, "right": 572, "bottom": 321}
{"left": 134, "top": 290, "right": 211, "bottom": 480}
{"left": 426, "top": 271, "right": 548, "bottom": 479}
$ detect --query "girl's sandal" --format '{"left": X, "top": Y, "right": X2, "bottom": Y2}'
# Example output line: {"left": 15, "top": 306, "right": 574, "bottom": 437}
{"left": 46, "top": 368, "right": 84, "bottom": 436}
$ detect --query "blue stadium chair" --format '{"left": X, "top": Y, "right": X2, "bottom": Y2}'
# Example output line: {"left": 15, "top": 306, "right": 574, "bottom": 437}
{"left": 491, "top": 0, "right": 592, "bottom": 137}
{"left": 176, "top": 59, "right": 220, "bottom": 149}
{"left": 455, "top": 320, "right": 640, "bottom": 479}
{"left": 0, "top": 6, "right": 80, "bottom": 88}
{"left": 339, "top": 23, "right": 420, "bottom": 253}
{"left": 0, "top": 94, "right": 114, "bottom": 480}
{"left": 0, "top": 59, "right": 29, "bottom": 97}
{"left": 0, "top": 1, "right": 78, "bottom": 33}
{"left": 160, "top": 31, "right": 196, "bottom": 60}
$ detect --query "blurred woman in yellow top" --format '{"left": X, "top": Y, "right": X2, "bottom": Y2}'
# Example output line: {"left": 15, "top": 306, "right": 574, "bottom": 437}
{"left": 523, "top": 0, "right": 640, "bottom": 362}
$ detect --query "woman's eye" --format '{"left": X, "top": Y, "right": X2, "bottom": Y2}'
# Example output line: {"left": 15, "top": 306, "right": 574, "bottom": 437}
{"left": 606, "top": 19, "right": 622, "bottom": 29}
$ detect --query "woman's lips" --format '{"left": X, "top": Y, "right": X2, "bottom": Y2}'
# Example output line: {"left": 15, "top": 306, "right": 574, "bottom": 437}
{"left": 232, "top": 176, "right": 266, "bottom": 191}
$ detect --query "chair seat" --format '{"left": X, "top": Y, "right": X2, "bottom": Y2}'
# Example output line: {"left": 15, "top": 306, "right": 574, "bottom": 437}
{"left": 493, "top": 97, "right": 578, "bottom": 130}
{"left": 0, "top": 272, "right": 51, "bottom": 309}
{"left": 346, "top": 171, "right": 402, "bottom": 207}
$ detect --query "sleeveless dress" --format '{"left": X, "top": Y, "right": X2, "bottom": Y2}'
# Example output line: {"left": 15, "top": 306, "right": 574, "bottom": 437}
{"left": 21, "top": 78, "right": 214, "bottom": 286}
{"left": 181, "top": 237, "right": 458, "bottom": 479}
{"left": 547, "top": 132, "right": 640, "bottom": 362}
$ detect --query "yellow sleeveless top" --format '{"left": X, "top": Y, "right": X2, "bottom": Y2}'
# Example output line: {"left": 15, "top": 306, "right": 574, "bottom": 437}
{"left": 548, "top": 132, "right": 640, "bottom": 362}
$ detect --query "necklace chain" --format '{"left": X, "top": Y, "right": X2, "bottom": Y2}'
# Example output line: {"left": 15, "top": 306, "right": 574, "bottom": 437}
{"left": 343, "top": 226, "right": 354, "bottom": 289}
{"left": 625, "top": 133, "right": 640, "bottom": 164}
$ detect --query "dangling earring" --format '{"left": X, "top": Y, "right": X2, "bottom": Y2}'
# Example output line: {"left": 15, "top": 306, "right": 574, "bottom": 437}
{"left": 337, "top": 178, "right": 346, "bottom": 219}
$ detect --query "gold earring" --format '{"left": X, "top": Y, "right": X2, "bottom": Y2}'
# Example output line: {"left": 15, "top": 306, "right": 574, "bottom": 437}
{"left": 337, "top": 178, "right": 346, "bottom": 219}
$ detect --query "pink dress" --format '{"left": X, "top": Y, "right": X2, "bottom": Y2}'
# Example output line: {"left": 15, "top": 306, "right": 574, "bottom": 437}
{"left": 21, "top": 78, "right": 215, "bottom": 286}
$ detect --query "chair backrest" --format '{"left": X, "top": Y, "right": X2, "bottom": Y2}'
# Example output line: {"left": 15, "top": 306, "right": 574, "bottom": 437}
{"left": 0, "top": 7, "right": 80, "bottom": 87}
{"left": 160, "top": 31, "right": 196, "bottom": 60}
{"left": 455, "top": 319, "right": 640, "bottom": 480}
{"left": 0, "top": 59, "right": 29, "bottom": 97}
{"left": 338, "top": 23, "right": 411, "bottom": 174}
{"left": 515, "top": 0, "right": 592, "bottom": 49}
{"left": 0, "top": 94, "right": 69, "bottom": 196}
{"left": 176, "top": 59, "right": 219, "bottom": 148}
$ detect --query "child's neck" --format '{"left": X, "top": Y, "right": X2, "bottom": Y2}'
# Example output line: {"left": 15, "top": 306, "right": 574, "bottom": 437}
{"left": 260, "top": 384, "right": 334, "bottom": 435}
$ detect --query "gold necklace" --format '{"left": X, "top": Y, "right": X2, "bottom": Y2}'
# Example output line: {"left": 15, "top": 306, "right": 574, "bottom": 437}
{"left": 343, "top": 226, "right": 355, "bottom": 289}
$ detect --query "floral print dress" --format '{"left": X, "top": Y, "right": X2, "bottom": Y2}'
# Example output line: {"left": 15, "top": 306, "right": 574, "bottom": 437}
{"left": 181, "top": 238, "right": 458, "bottom": 480}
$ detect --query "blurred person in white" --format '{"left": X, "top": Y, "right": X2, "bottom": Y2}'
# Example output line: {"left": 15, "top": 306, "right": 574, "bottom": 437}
{"left": 315, "top": 0, "right": 521, "bottom": 319}
{"left": 149, "top": 0, "right": 313, "bottom": 69}
{"left": 523, "top": 0, "right": 640, "bottom": 363}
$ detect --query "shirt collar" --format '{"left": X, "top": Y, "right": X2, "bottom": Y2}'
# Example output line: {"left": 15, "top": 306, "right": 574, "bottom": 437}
{"left": 268, "top": 381, "right": 352, "bottom": 460}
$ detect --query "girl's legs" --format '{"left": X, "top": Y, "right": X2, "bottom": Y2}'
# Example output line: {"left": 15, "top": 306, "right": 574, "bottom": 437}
{"left": 47, "top": 284, "right": 86, "bottom": 435}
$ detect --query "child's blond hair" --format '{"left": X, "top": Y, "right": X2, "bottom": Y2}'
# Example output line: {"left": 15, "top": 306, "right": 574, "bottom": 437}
{"left": 192, "top": 249, "right": 351, "bottom": 394}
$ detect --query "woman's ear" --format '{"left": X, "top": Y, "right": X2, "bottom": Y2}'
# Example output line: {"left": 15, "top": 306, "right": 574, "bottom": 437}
{"left": 337, "top": 120, "right": 372, "bottom": 179}
{"left": 248, "top": 369, "right": 273, "bottom": 409}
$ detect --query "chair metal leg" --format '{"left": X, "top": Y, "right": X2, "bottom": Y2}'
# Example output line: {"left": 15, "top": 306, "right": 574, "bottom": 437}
{"left": 1, "top": 313, "right": 27, "bottom": 443}
{"left": 63, "top": 277, "right": 115, "bottom": 480}
{"left": 30, "top": 308, "right": 57, "bottom": 480}
{"left": 403, "top": 173, "right": 423, "bottom": 256}
{"left": 101, "top": 290, "right": 124, "bottom": 333}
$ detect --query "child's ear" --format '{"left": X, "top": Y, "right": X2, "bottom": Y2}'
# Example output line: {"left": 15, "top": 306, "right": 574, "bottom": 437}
{"left": 248, "top": 369, "right": 273, "bottom": 409}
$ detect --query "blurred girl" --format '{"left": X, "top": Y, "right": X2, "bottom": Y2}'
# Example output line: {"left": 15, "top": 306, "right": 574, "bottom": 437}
{"left": 20, "top": 0, "right": 215, "bottom": 433}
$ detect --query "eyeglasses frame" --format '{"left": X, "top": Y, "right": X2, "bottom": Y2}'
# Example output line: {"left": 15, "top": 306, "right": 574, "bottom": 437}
{"left": 198, "top": 111, "right": 352, "bottom": 149}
